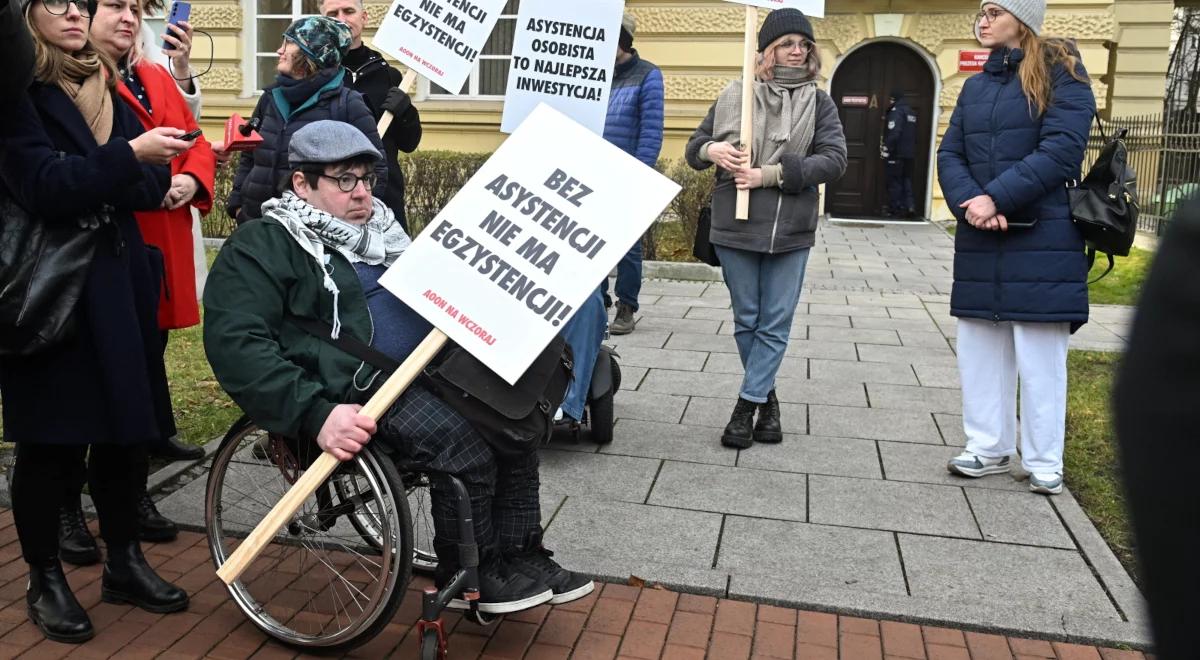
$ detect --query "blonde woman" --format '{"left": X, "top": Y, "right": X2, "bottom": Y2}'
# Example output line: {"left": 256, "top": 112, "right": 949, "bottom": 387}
{"left": 938, "top": 0, "right": 1095, "bottom": 494}
{"left": 685, "top": 8, "right": 847, "bottom": 449}
{"left": 1, "top": 0, "right": 194, "bottom": 642}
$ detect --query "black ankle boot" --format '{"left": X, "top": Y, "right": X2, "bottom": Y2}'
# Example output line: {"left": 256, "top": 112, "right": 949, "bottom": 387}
{"left": 721, "top": 398, "right": 757, "bottom": 449}
{"left": 754, "top": 390, "right": 783, "bottom": 444}
{"left": 138, "top": 493, "right": 179, "bottom": 543}
{"left": 27, "top": 559, "right": 93, "bottom": 643}
{"left": 101, "top": 542, "right": 188, "bottom": 613}
{"left": 58, "top": 501, "right": 101, "bottom": 566}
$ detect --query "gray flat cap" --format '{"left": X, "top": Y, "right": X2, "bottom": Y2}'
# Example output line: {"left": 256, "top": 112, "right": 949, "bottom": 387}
{"left": 288, "top": 120, "right": 383, "bottom": 167}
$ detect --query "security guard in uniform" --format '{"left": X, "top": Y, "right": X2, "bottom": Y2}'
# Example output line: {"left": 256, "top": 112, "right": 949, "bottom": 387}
{"left": 882, "top": 89, "right": 918, "bottom": 217}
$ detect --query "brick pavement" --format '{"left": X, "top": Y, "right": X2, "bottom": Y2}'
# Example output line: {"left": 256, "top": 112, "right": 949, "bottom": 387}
{"left": 0, "top": 519, "right": 1153, "bottom": 659}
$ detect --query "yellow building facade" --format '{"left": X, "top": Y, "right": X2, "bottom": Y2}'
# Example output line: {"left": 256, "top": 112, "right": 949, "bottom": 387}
{"left": 188, "top": 0, "right": 1174, "bottom": 220}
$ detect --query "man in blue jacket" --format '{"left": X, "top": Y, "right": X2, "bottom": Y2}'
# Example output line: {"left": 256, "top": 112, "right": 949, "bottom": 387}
{"left": 882, "top": 89, "right": 917, "bottom": 218}
{"left": 601, "top": 12, "right": 664, "bottom": 335}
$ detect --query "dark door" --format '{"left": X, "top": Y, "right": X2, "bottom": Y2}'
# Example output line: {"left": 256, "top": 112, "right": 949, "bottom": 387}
{"left": 825, "top": 42, "right": 935, "bottom": 220}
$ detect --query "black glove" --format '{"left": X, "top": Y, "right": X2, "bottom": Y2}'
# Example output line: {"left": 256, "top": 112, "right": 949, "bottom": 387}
{"left": 381, "top": 88, "right": 412, "bottom": 117}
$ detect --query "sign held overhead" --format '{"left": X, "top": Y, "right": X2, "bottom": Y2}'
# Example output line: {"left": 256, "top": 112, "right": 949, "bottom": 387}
{"left": 373, "top": 0, "right": 507, "bottom": 93}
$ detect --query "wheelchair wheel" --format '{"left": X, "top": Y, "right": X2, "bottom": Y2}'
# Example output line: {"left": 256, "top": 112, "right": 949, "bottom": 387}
{"left": 403, "top": 471, "right": 439, "bottom": 573}
{"left": 589, "top": 358, "right": 620, "bottom": 445}
{"left": 205, "top": 419, "right": 412, "bottom": 653}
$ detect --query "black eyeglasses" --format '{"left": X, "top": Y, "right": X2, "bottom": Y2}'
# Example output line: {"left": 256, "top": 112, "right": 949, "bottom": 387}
{"left": 975, "top": 8, "right": 1008, "bottom": 24}
{"left": 42, "top": 0, "right": 92, "bottom": 16}
{"left": 320, "top": 172, "right": 377, "bottom": 193}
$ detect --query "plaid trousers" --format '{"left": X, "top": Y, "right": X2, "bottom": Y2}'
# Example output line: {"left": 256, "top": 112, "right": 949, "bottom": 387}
{"left": 378, "top": 384, "right": 541, "bottom": 565}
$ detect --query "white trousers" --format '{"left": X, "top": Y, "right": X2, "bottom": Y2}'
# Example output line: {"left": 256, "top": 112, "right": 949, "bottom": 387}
{"left": 956, "top": 318, "right": 1071, "bottom": 474}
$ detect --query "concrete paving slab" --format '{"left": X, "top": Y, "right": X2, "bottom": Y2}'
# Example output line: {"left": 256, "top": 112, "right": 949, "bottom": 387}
{"left": 608, "top": 330, "right": 671, "bottom": 349}
{"left": 702, "top": 352, "right": 808, "bottom": 381}
{"left": 897, "top": 330, "right": 954, "bottom": 349}
{"left": 848, "top": 316, "right": 942, "bottom": 332}
{"left": 648, "top": 462, "right": 807, "bottom": 521}
{"left": 877, "top": 442, "right": 1026, "bottom": 492}
{"left": 543, "top": 497, "right": 723, "bottom": 578}
{"left": 600, "top": 419, "right": 737, "bottom": 467}
{"left": 809, "top": 405, "right": 942, "bottom": 444}
{"left": 966, "top": 488, "right": 1074, "bottom": 549}
{"left": 781, "top": 339, "right": 860, "bottom": 361}
{"left": 913, "top": 364, "right": 961, "bottom": 388}
{"left": 887, "top": 307, "right": 933, "bottom": 320}
{"left": 664, "top": 332, "right": 739, "bottom": 354}
{"left": 681, "top": 396, "right": 807, "bottom": 435}
{"left": 899, "top": 535, "right": 1121, "bottom": 621}
{"left": 719, "top": 517, "right": 907, "bottom": 595}
{"left": 537, "top": 450, "right": 660, "bottom": 504}
{"left": 736, "top": 434, "right": 882, "bottom": 479}
{"left": 934, "top": 413, "right": 968, "bottom": 446}
{"left": 635, "top": 316, "right": 724, "bottom": 334}
{"left": 857, "top": 344, "right": 959, "bottom": 367}
{"left": 619, "top": 365, "right": 647, "bottom": 391}
{"left": 809, "top": 476, "right": 980, "bottom": 539}
{"left": 809, "top": 359, "right": 920, "bottom": 386}
{"left": 866, "top": 383, "right": 962, "bottom": 414}
{"left": 809, "top": 303, "right": 893, "bottom": 318}
{"left": 808, "top": 326, "right": 901, "bottom": 346}
{"left": 614, "top": 390, "right": 688, "bottom": 424}
{"left": 639, "top": 281, "right": 711, "bottom": 296}
{"left": 791, "top": 313, "right": 854, "bottom": 328}
{"left": 615, "top": 346, "right": 709, "bottom": 372}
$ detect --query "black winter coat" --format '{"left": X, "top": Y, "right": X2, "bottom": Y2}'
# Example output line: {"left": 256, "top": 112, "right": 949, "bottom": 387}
{"left": 0, "top": 82, "right": 175, "bottom": 446}
{"left": 228, "top": 69, "right": 388, "bottom": 221}
{"left": 937, "top": 47, "right": 1095, "bottom": 328}
{"left": 0, "top": 0, "right": 33, "bottom": 108}
{"left": 342, "top": 44, "right": 422, "bottom": 231}
{"left": 885, "top": 99, "right": 917, "bottom": 160}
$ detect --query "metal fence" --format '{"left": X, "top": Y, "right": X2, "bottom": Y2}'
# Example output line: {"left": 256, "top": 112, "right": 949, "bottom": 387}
{"left": 1085, "top": 112, "right": 1200, "bottom": 235}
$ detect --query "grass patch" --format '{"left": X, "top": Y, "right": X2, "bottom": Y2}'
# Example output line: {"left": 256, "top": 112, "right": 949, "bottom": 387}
{"left": 1065, "top": 350, "right": 1136, "bottom": 581}
{"left": 1087, "top": 246, "right": 1152, "bottom": 306}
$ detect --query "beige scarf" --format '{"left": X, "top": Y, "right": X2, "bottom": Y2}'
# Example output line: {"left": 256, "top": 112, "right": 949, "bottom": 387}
{"left": 711, "top": 66, "right": 818, "bottom": 167}
{"left": 57, "top": 52, "right": 113, "bottom": 145}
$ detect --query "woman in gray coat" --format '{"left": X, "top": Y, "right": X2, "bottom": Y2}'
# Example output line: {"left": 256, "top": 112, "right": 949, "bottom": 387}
{"left": 686, "top": 8, "right": 846, "bottom": 449}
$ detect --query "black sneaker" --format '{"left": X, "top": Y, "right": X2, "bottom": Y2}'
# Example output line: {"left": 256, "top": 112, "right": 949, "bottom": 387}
{"left": 441, "top": 555, "right": 553, "bottom": 614}
{"left": 506, "top": 529, "right": 594, "bottom": 605}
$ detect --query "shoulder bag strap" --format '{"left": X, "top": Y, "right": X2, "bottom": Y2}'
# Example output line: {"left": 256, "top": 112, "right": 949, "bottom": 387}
{"left": 285, "top": 314, "right": 400, "bottom": 373}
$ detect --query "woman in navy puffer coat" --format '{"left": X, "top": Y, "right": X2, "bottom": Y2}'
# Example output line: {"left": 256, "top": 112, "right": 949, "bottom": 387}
{"left": 937, "top": 0, "right": 1094, "bottom": 495}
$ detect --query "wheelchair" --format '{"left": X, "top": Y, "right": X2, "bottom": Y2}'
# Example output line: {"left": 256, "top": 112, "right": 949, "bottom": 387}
{"left": 554, "top": 344, "right": 622, "bottom": 444}
{"left": 205, "top": 415, "right": 496, "bottom": 658}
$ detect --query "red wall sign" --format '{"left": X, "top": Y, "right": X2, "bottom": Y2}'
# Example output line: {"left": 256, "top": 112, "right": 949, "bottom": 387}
{"left": 959, "top": 50, "right": 990, "bottom": 73}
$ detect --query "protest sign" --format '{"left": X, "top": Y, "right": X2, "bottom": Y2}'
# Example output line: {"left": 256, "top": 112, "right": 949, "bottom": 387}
{"left": 499, "top": 0, "right": 622, "bottom": 135}
{"left": 372, "top": 0, "right": 507, "bottom": 93}
{"left": 722, "top": 0, "right": 824, "bottom": 17}
{"left": 381, "top": 103, "right": 680, "bottom": 383}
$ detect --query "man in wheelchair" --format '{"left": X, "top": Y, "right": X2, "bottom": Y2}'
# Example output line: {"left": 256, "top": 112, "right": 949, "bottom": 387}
{"left": 202, "top": 120, "right": 594, "bottom": 614}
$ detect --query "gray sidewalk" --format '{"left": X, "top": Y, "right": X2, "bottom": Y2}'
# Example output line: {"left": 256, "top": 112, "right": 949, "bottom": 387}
{"left": 153, "top": 221, "right": 1148, "bottom": 648}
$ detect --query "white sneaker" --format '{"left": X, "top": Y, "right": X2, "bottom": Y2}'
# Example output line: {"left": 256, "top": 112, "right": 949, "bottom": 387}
{"left": 1029, "top": 472, "right": 1063, "bottom": 495}
{"left": 947, "top": 452, "right": 1011, "bottom": 478}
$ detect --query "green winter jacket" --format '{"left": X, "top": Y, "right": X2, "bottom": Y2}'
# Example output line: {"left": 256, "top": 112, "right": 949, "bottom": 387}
{"left": 203, "top": 216, "right": 384, "bottom": 442}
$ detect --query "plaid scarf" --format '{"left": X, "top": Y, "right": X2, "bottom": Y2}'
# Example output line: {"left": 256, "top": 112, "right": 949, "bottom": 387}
{"left": 711, "top": 66, "right": 818, "bottom": 167}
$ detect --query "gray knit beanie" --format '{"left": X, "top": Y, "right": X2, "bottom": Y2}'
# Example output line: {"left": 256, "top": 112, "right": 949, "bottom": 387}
{"left": 981, "top": 0, "right": 1045, "bottom": 36}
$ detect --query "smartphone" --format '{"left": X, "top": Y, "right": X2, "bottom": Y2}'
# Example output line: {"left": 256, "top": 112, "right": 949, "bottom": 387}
{"left": 161, "top": 1, "right": 191, "bottom": 52}
{"left": 179, "top": 127, "right": 203, "bottom": 141}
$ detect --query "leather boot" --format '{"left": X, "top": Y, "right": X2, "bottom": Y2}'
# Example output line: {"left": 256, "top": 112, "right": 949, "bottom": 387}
{"left": 26, "top": 559, "right": 93, "bottom": 643}
{"left": 753, "top": 390, "right": 783, "bottom": 444}
{"left": 101, "top": 541, "right": 189, "bottom": 613}
{"left": 149, "top": 435, "right": 204, "bottom": 461}
{"left": 720, "top": 398, "right": 757, "bottom": 449}
{"left": 58, "top": 500, "right": 101, "bottom": 566}
{"left": 138, "top": 493, "right": 179, "bottom": 543}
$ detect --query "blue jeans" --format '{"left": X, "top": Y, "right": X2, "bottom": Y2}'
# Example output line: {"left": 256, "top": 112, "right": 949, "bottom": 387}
{"left": 714, "top": 245, "right": 810, "bottom": 403}
{"left": 600, "top": 239, "right": 643, "bottom": 311}
{"left": 559, "top": 287, "right": 607, "bottom": 421}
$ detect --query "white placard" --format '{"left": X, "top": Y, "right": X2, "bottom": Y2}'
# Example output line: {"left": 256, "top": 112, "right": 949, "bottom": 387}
{"left": 499, "top": 0, "right": 623, "bottom": 135}
{"left": 722, "top": 0, "right": 825, "bottom": 19}
{"left": 380, "top": 104, "right": 680, "bottom": 384}
{"left": 372, "top": 0, "right": 507, "bottom": 93}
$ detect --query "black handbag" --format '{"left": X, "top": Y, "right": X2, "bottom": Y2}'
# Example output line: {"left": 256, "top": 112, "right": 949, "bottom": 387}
{"left": 288, "top": 316, "right": 574, "bottom": 457}
{"left": 692, "top": 203, "right": 720, "bottom": 267}
{"left": 1069, "top": 115, "right": 1139, "bottom": 282}
{"left": 0, "top": 189, "right": 104, "bottom": 357}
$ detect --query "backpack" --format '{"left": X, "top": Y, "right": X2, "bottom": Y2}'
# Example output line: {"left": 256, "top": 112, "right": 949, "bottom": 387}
{"left": 1068, "top": 115, "right": 1139, "bottom": 282}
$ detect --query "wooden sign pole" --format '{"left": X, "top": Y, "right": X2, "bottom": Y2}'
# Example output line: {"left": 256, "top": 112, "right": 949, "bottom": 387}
{"left": 735, "top": 5, "right": 756, "bottom": 221}
{"left": 215, "top": 328, "right": 448, "bottom": 585}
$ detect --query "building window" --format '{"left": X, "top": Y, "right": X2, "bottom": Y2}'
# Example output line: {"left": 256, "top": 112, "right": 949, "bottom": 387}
{"left": 248, "top": 0, "right": 321, "bottom": 92}
{"left": 424, "top": 0, "right": 519, "bottom": 99}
